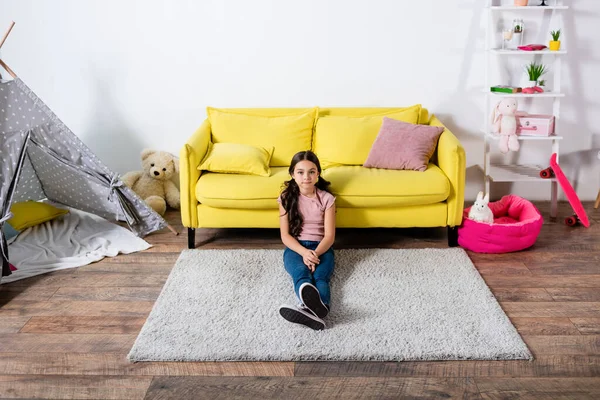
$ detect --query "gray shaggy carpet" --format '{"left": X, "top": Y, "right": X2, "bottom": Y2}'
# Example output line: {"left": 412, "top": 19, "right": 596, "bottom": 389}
{"left": 128, "top": 248, "right": 531, "bottom": 362}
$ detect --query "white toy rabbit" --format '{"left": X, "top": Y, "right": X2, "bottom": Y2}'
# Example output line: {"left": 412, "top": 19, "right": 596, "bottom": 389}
{"left": 468, "top": 191, "right": 494, "bottom": 224}
{"left": 491, "top": 98, "right": 520, "bottom": 154}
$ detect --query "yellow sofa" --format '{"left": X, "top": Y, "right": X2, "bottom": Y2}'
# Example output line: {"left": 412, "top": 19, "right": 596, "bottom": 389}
{"left": 180, "top": 106, "right": 466, "bottom": 248}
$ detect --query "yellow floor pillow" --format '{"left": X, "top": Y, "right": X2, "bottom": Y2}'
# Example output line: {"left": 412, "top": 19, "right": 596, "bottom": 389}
{"left": 8, "top": 201, "right": 69, "bottom": 230}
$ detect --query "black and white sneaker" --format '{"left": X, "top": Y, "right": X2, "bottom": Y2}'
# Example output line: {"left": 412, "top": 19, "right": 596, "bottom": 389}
{"left": 299, "top": 282, "right": 329, "bottom": 318}
{"left": 279, "top": 304, "right": 325, "bottom": 330}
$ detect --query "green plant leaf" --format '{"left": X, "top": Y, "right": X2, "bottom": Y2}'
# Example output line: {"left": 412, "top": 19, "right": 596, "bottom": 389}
{"left": 525, "top": 62, "right": 548, "bottom": 81}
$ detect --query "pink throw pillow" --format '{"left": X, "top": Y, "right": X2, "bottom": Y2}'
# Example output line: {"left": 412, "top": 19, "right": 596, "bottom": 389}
{"left": 363, "top": 117, "right": 444, "bottom": 172}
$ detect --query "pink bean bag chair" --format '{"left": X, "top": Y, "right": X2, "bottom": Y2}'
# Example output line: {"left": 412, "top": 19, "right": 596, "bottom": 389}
{"left": 458, "top": 195, "right": 543, "bottom": 253}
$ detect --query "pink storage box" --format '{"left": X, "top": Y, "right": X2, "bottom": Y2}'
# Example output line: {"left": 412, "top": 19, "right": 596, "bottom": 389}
{"left": 516, "top": 114, "right": 555, "bottom": 136}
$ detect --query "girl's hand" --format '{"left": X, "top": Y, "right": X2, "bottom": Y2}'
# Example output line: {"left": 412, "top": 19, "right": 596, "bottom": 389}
{"left": 302, "top": 250, "right": 320, "bottom": 272}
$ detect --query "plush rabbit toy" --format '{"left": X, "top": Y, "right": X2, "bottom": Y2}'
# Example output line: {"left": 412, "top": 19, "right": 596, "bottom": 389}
{"left": 468, "top": 191, "right": 494, "bottom": 224}
{"left": 491, "top": 98, "right": 520, "bottom": 154}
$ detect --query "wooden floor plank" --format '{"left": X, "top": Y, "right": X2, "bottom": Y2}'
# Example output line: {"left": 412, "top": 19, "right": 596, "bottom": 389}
{"left": 501, "top": 302, "right": 600, "bottom": 318}
{"left": 546, "top": 288, "right": 600, "bottom": 302}
{"left": 4, "top": 272, "right": 168, "bottom": 287}
{"left": 475, "top": 262, "right": 532, "bottom": 276}
{"left": 482, "top": 275, "right": 600, "bottom": 288}
{"left": 523, "top": 335, "right": 600, "bottom": 355}
{"left": 0, "top": 375, "right": 152, "bottom": 400}
{"left": 525, "top": 259, "right": 600, "bottom": 275}
{"left": 511, "top": 317, "right": 581, "bottom": 336}
{"left": 0, "top": 354, "right": 294, "bottom": 376}
{"left": 294, "top": 355, "right": 600, "bottom": 377}
{"left": 0, "top": 317, "right": 30, "bottom": 333}
{"left": 0, "top": 300, "right": 153, "bottom": 317}
{"left": 143, "top": 377, "right": 481, "bottom": 400}
{"left": 0, "top": 334, "right": 136, "bottom": 353}
{"left": 571, "top": 318, "right": 600, "bottom": 335}
{"left": 77, "top": 263, "right": 174, "bottom": 274}
{"left": 20, "top": 316, "right": 147, "bottom": 334}
{"left": 87, "top": 252, "right": 180, "bottom": 264}
{"left": 475, "top": 377, "right": 600, "bottom": 399}
{"left": 489, "top": 288, "right": 554, "bottom": 302}
{"left": 50, "top": 287, "right": 162, "bottom": 302}
{"left": 0, "top": 286, "right": 58, "bottom": 301}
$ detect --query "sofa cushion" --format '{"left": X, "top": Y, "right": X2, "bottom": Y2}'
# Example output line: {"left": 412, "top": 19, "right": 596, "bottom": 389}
{"left": 318, "top": 105, "right": 427, "bottom": 124}
{"left": 196, "top": 167, "right": 290, "bottom": 209}
{"left": 207, "top": 107, "right": 317, "bottom": 167}
{"left": 198, "top": 142, "right": 274, "bottom": 177}
{"left": 313, "top": 107, "right": 420, "bottom": 168}
{"left": 364, "top": 117, "right": 444, "bottom": 172}
{"left": 322, "top": 165, "right": 450, "bottom": 208}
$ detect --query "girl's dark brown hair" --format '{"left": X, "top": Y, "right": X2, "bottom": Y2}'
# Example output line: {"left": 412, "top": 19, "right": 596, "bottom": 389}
{"left": 280, "top": 150, "right": 331, "bottom": 237}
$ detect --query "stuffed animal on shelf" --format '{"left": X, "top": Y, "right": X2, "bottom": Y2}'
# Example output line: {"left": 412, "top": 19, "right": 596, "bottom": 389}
{"left": 122, "top": 149, "right": 180, "bottom": 216}
{"left": 468, "top": 191, "right": 494, "bottom": 224}
{"left": 490, "top": 98, "right": 520, "bottom": 154}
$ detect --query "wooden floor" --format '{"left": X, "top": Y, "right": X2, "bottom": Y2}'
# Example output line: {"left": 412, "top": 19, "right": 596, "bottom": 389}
{"left": 0, "top": 202, "right": 599, "bottom": 399}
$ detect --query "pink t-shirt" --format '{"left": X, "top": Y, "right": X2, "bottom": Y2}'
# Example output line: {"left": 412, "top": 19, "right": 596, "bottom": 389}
{"left": 278, "top": 188, "right": 336, "bottom": 241}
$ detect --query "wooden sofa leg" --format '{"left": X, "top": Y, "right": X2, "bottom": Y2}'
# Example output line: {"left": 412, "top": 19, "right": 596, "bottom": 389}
{"left": 447, "top": 226, "right": 459, "bottom": 247}
{"left": 188, "top": 228, "right": 196, "bottom": 249}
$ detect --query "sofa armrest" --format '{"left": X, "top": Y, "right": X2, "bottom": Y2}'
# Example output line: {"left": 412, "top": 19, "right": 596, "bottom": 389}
{"left": 179, "top": 118, "right": 211, "bottom": 228}
{"left": 430, "top": 115, "right": 466, "bottom": 227}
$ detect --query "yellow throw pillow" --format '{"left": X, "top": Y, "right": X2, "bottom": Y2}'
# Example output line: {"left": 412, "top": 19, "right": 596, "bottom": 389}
{"left": 313, "top": 108, "right": 420, "bottom": 168}
{"left": 207, "top": 107, "right": 318, "bottom": 167}
{"left": 8, "top": 201, "right": 69, "bottom": 230}
{"left": 198, "top": 142, "right": 274, "bottom": 177}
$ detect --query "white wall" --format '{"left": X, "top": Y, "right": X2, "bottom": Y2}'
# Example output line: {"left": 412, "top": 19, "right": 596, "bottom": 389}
{"left": 1, "top": 0, "right": 599, "bottom": 200}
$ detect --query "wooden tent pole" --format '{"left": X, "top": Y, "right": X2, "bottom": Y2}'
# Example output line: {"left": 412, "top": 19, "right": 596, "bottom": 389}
{"left": 0, "top": 22, "right": 17, "bottom": 79}
{"left": 0, "top": 21, "right": 15, "bottom": 50}
{"left": 0, "top": 59, "right": 17, "bottom": 79}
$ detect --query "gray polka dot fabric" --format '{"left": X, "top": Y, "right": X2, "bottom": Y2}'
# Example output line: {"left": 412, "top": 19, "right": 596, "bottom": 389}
{"left": 1, "top": 78, "right": 167, "bottom": 276}
{"left": 12, "top": 153, "right": 45, "bottom": 203}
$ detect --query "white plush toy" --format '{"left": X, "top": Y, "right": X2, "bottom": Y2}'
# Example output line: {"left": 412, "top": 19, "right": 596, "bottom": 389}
{"left": 491, "top": 98, "right": 520, "bottom": 154}
{"left": 468, "top": 191, "right": 494, "bottom": 224}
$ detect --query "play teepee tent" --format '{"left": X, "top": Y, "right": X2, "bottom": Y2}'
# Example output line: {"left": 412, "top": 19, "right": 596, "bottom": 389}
{"left": 0, "top": 22, "right": 172, "bottom": 280}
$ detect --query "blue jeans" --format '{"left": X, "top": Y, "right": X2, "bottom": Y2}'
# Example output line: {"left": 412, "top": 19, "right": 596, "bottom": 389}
{"left": 283, "top": 240, "right": 334, "bottom": 306}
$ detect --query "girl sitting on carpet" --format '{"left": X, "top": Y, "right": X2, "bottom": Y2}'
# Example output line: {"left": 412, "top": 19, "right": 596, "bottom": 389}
{"left": 277, "top": 150, "right": 336, "bottom": 330}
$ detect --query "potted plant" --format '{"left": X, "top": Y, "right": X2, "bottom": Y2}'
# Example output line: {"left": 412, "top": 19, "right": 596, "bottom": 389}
{"left": 525, "top": 62, "right": 547, "bottom": 87}
{"left": 550, "top": 29, "right": 561, "bottom": 51}
{"left": 510, "top": 19, "right": 524, "bottom": 49}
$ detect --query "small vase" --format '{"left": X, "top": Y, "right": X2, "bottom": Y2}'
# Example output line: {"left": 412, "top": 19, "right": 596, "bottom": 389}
{"left": 549, "top": 40, "right": 561, "bottom": 51}
{"left": 514, "top": 0, "right": 528, "bottom": 6}
{"left": 510, "top": 32, "right": 522, "bottom": 49}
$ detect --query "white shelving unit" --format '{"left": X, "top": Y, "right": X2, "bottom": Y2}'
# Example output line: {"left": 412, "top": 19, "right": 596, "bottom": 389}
{"left": 482, "top": 0, "right": 568, "bottom": 219}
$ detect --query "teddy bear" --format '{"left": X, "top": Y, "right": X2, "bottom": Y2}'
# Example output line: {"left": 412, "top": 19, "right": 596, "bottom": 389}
{"left": 121, "top": 149, "right": 180, "bottom": 216}
{"left": 490, "top": 98, "right": 520, "bottom": 154}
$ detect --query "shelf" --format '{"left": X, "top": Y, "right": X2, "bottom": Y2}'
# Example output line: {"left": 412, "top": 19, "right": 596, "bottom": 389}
{"left": 478, "top": 164, "right": 555, "bottom": 182}
{"left": 488, "top": 91, "right": 565, "bottom": 98}
{"left": 488, "top": 6, "right": 568, "bottom": 11}
{"left": 483, "top": 131, "right": 563, "bottom": 140}
{"left": 490, "top": 49, "right": 567, "bottom": 55}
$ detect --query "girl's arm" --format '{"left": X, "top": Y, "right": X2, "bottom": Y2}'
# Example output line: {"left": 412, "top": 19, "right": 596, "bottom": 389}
{"left": 315, "top": 204, "right": 336, "bottom": 256}
{"left": 279, "top": 204, "right": 310, "bottom": 256}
